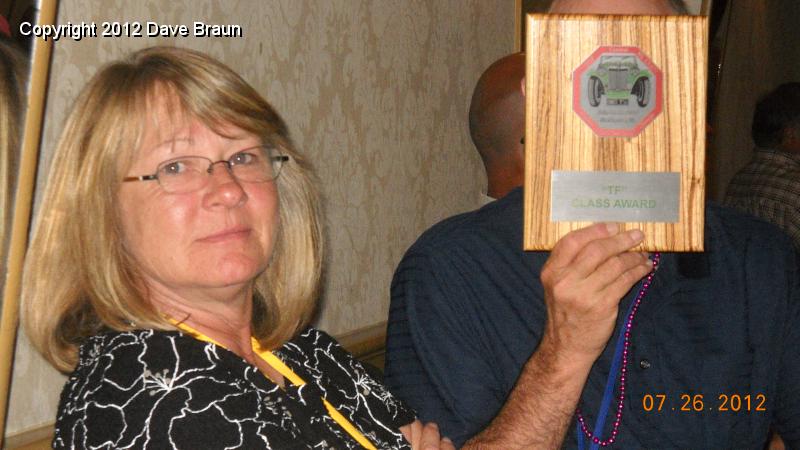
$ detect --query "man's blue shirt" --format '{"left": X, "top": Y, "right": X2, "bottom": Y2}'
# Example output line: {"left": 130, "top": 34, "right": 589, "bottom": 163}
{"left": 385, "top": 187, "right": 800, "bottom": 448}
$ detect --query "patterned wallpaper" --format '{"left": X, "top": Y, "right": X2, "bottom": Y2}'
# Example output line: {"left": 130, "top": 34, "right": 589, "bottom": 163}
{"left": 6, "top": 0, "right": 513, "bottom": 436}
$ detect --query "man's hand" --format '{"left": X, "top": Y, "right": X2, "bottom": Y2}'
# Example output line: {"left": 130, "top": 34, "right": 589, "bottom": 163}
{"left": 463, "top": 223, "right": 651, "bottom": 449}
{"left": 539, "top": 223, "right": 652, "bottom": 363}
{"left": 401, "top": 420, "right": 456, "bottom": 450}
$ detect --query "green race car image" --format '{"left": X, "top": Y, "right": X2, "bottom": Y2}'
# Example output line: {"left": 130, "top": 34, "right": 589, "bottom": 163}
{"left": 587, "top": 55, "right": 652, "bottom": 107}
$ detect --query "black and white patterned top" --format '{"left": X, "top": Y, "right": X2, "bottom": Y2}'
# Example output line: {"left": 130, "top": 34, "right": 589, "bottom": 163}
{"left": 54, "top": 328, "right": 415, "bottom": 449}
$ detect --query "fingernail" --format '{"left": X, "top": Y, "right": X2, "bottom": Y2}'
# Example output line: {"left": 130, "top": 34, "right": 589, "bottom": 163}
{"left": 443, "top": 437, "right": 453, "bottom": 443}
{"left": 629, "top": 230, "right": 644, "bottom": 242}
{"left": 605, "top": 223, "right": 619, "bottom": 234}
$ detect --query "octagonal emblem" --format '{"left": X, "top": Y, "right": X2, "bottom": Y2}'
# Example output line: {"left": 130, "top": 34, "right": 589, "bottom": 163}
{"left": 573, "top": 46, "right": 663, "bottom": 137}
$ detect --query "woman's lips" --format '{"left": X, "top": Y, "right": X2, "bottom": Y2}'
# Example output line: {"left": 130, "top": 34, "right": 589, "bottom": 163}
{"left": 198, "top": 227, "right": 251, "bottom": 243}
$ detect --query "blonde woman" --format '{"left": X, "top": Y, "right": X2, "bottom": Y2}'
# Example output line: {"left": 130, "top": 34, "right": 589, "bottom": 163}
{"left": 23, "top": 46, "right": 452, "bottom": 450}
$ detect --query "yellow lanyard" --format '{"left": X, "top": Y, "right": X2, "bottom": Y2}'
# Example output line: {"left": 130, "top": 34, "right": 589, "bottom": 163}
{"left": 172, "top": 322, "right": 376, "bottom": 450}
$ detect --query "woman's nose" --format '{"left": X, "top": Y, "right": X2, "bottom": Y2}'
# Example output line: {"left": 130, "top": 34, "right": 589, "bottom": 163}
{"left": 204, "top": 162, "right": 247, "bottom": 208}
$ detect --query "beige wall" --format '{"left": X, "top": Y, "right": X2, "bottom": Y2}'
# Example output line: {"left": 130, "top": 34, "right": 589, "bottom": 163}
{"left": 6, "top": 0, "right": 514, "bottom": 437}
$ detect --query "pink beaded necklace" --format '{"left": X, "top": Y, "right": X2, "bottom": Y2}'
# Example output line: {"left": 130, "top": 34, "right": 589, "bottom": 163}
{"left": 575, "top": 252, "right": 661, "bottom": 447}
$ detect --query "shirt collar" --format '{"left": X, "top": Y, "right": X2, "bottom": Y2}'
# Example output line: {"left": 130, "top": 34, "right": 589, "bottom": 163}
{"left": 752, "top": 147, "right": 800, "bottom": 167}
{"left": 478, "top": 192, "right": 496, "bottom": 206}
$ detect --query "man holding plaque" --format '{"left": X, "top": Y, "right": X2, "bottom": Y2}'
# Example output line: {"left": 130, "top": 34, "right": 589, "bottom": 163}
{"left": 384, "top": 0, "right": 800, "bottom": 448}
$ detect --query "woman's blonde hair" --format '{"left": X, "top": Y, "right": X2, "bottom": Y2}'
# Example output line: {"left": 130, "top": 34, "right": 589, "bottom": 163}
{"left": 22, "top": 46, "right": 323, "bottom": 372}
{"left": 0, "top": 38, "right": 28, "bottom": 274}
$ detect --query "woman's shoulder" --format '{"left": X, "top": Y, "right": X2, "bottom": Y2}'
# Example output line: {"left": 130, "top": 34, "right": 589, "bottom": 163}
{"left": 77, "top": 328, "right": 176, "bottom": 355}
{"left": 277, "top": 327, "right": 416, "bottom": 444}
{"left": 70, "top": 329, "right": 213, "bottom": 377}
{"left": 285, "top": 327, "right": 339, "bottom": 350}
{"left": 280, "top": 327, "right": 356, "bottom": 370}
{"left": 63, "top": 329, "right": 251, "bottom": 400}
{"left": 54, "top": 329, "right": 273, "bottom": 449}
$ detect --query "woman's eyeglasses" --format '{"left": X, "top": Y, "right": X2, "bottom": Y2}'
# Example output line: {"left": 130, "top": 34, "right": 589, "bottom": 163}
{"left": 122, "top": 145, "right": 289, "bottom": 194}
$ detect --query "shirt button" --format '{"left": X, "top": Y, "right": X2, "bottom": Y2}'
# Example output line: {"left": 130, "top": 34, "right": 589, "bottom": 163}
{"left": 639, "top": 359, "right": 651, "bottom": 369}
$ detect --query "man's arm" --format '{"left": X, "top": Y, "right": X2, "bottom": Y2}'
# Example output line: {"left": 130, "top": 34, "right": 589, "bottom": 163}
{"left": 386, "top": 244, "right": 511, "bottom": 445}
{"left": 463, "top": 223, "right": 652, "bottom": 449}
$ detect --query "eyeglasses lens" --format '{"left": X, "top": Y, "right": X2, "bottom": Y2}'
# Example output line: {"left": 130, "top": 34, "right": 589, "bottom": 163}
{"left": 156, "top": 146, "right": 284, "bottom": 194}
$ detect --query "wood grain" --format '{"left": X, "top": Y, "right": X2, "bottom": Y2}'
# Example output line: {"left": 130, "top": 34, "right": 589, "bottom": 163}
{"left": 524, "top": 14, "right": 708, "bottom": 251}
{"left": 0, "top": 1, "right": 58, "bottom": 446}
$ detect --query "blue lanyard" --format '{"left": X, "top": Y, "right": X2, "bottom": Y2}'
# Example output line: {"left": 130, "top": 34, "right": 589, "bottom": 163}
{"left": 576, "top": 281, "right": 640, "bottom": 450}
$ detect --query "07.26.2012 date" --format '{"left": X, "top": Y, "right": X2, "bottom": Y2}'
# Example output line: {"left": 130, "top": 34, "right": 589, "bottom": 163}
{"left": 641, "top": 394, "right": 766, "bottom": 412}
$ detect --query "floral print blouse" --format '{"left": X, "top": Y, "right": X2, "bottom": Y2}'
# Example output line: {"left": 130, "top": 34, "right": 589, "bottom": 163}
{"left": 54, "top": 328, "right": 415, "bottom": 449}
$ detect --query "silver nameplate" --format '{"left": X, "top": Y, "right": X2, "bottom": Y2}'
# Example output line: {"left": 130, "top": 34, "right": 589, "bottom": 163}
{"left": 550, "top": 171, "right": 680, "bottom": 222}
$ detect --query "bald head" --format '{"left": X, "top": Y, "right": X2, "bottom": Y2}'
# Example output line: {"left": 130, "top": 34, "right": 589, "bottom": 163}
{"left": 549, "top": 0, "right": 684, "bottom": 15}
{"left": 468, "top": 53, "right": 526, "bottom": 198}
{"left": 469, "top": 53, "right": 525, "bottom": 164}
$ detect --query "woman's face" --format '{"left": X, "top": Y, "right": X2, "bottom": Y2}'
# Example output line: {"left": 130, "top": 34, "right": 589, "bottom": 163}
{"left": 117, "top": 114, "right": 279, "bottom": 300}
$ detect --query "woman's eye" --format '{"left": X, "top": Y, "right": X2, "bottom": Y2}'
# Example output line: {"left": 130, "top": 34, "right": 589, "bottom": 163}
{"left": 231, "top": 152, "right": 256, "bottom": 165}
{"left": 161, "top": 160, "right": 187, "bottom": 175}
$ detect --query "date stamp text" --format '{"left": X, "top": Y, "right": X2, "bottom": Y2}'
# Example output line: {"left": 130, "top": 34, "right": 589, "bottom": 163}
{"left": 642, "top": 394, "right": 767, "bottom": 412}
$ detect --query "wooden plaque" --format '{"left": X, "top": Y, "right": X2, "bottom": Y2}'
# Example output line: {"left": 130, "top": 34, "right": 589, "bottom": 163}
{"left": 524, "top": 14, "right": 708, "bottom": 251}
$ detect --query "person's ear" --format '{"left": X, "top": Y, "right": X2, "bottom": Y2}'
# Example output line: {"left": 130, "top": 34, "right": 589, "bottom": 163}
{"left": 783, "top": 126, "right": 800, "bottom": 152}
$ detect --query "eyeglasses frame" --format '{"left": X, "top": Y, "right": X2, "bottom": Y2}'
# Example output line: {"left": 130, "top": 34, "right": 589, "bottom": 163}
{"left": 122, "top": 145, "right": 290, "bottom": 191}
